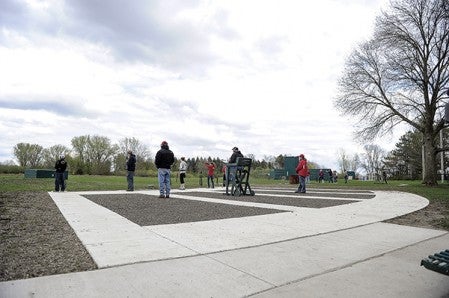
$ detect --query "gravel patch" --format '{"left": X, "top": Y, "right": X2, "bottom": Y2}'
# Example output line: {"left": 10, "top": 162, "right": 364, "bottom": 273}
{"left": 0, "top": 192, "right": 96, "bottom": 282}
{"left": 179, "top": 191, "right": 358, "bottom": 208}
{"left": 83, "top": 193, "right": 289, "bottom": 226}
{"left": 253, "top": 189, "right": 375, "bottom": 199}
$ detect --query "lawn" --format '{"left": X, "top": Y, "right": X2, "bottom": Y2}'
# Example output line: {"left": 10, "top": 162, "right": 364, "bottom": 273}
{"left": 1, "top": 173, "right": 448, "bottom": 201}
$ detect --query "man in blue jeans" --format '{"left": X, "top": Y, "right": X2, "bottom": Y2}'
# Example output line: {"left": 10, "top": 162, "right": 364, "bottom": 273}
{"left": 54, "top": 155, "right": 67, "bottom": 192}
{"left": 126, "top": 150, "right": 136, "bottom": 191}
{"left": 155, "top": 141, "right": 175, "bottom": 198}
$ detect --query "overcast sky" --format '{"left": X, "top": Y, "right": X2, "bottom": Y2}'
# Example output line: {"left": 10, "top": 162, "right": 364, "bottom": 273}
{"left": 0, "top": 0, "right": 403, "bottom": 169}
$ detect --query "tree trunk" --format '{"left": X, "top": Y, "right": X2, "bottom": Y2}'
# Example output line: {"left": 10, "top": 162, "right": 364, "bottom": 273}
{"left": 423, "top": 133, "right": 438, "bottom": 186}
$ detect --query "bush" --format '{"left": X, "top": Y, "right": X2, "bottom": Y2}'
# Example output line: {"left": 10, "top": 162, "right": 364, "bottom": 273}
{"left": 0, "top": 164, "right": 23, "bottom": 174}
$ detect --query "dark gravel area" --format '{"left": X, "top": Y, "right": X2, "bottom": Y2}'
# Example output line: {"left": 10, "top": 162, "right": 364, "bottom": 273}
{"left": 83, "top": 193, "right": 289, "bottom": 226}
{"left": 253, "top": 189, "right": 375, "bottom": 199}
{"left": 179, "top": 191, "right": 358, "bottom": 208}
{"left": 0, "top": 192, "right": 96, "bottom": 282}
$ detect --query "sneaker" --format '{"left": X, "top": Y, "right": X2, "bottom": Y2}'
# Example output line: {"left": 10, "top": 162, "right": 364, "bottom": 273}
{"left": 166, "top": 195, "right": 170, "bottom": 199}
{"left": 158, "top": 195, "right": 165, "bottom": 198}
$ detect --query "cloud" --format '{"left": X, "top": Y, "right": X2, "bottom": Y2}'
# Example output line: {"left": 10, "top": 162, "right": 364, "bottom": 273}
{"left": 0, "top": 0, "right": 398, "bottom": 170}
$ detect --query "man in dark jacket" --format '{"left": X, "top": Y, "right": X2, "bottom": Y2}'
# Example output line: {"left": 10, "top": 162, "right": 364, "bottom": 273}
{"left": 226, "top": 147, "right": 244, "bottom": 193}
{"left": 54, "top": 155, "right": 67, "bottom": 192}
{"left": 155, "top": 141, "right": 175, "bottom": 198}
{"left": 229, "top": 147, "right": 243, "bottom": 163}
{"left": 126, "top": 150, "right": 137, "bottom": 191}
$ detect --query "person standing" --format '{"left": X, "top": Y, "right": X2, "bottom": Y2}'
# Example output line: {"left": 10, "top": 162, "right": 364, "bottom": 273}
{"left": 318, "top": 169, "right": 324, "bottom": 183}
{"left": 179, "top": 157, "right": 187, "bottom": 190}
{"left": 229, "top": 146, "right": 243, "bottom": 163}
{"left": 155, "top": 141, "right": 175, "bottom": 198}
{"left": 54, "top": 155, "right": 67, "bottom": 192}
{"left": 295, "top": 154, "right": 308, "bottom": 193}
{"left": 126, "top": 150, "right": 136, "bottom": 191}
{"left": 205, "top": 161, "right": 216, "bottom": 188}
{"left": 221, "top": 163, "right": 227, "bottom": 187}
{"left": 328, "top": 169, "right": 334, "bottom": 183}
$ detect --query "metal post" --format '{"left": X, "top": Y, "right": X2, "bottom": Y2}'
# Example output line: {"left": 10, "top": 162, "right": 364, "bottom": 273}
{"left": 422, "top": 144, "right": 425, "bottom": 181}
{"left": 441, "top": 130, "right": 445, "bottom": 183}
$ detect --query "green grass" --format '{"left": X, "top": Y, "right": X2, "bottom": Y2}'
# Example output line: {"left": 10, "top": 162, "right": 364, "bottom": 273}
{"left": 1, "top": 174, "right": 448, "bottom": 201}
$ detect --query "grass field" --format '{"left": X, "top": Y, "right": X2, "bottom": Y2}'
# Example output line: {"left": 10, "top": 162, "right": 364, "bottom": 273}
{"left": 1, "top": 174, "right": 448, "bottom": 200}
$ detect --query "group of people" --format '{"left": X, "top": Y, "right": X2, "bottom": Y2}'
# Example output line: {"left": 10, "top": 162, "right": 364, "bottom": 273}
{"left": 124, "top": 142, "right": 245, "bottom": 198}
{"left": 56, "top": 142, "right": 309, "bottom": 197}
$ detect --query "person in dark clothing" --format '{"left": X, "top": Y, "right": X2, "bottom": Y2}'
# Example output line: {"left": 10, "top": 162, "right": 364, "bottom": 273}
{"left": 155, "top": 141, "right": 175, "bottom": 198}
{"left": 229, "top": 147, "right": 243, "bottom": 163}
{"left": 126, "top": 150, "right": 136, "bottom": 191}
{"left": 54, "top": 155, "right": 67, "bottom": 192}
{"left": 382, "top": 171, "right": 388, "bottom": 184}
{"left": 226, "top": 146, "right": 244, "bottom": 188}
{"left": 328, "top": 169, "right": 334, "bottom": 183}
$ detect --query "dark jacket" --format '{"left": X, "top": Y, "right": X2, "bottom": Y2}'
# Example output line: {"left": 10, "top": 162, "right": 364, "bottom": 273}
{"left": 155, "top": 144, "right": 175, "bottom": 169}
{"left": 126, "top": 154, "right": 136, "bottom": 171}
{"left": 55, "top": 158, "right": 67, "bottom": 173}
{"left": 229, "top": 150, "right": 243, "bottom": 163}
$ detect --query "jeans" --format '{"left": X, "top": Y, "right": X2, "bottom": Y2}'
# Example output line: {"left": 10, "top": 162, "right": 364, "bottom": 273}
{"left": 207, "top": 175, "right": 214, "bottom": 188}
{"left": 298, "top": 175, "right": 306, "bottom": 193}
{"left": 158, "top": 168, "right": 171, "bottom": 196}
{"left": 55, "top": 172, "right": 66, "bottom": 191}
{"left": 127, "top": 171, "right": 134, "bottom": 190}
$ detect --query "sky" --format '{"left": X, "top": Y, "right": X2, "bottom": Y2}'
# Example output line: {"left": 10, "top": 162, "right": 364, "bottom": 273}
{"left": 0, "top": 0, "right": 401, "bottom": 169}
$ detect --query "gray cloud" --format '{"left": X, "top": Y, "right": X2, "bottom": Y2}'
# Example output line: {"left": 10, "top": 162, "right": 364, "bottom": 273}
{"left": 63, "top": 0, "right": 220, "bottom": 73}
{"left": 0, "top": 96, "right": 97, "bottom": 118}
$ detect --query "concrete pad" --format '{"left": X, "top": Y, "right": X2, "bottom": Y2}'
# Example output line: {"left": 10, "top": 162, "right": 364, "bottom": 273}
{"left": 0, "top": 255, "right": 273, "bottom": 298}
{"left": 49, "top": 192, "right": 198, "bottom": 267}
{"left": 208, "top": 223, "right": 446, "bottom": 285}
{"left": 253, "top": 233, "right": 449, "bottom": 298}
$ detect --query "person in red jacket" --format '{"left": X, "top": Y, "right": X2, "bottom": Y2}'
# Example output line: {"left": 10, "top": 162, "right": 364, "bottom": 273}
{"left": 295, "top": 154, "right": 308, "bottom": 193}
{"left": 205, "top": 161, "right": 216, "bottom": 188}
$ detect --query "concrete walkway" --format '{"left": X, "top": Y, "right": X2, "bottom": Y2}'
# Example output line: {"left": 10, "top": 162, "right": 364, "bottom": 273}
{"left": 1, "top": 187, "right": 448, "bottom": 297}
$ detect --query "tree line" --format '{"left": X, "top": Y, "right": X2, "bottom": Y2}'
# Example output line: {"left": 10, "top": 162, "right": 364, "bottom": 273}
{"left": 4, "top": 129, "right": 447, "bottom": 181}
{"left": 7, "top": 135, "right": 284, "bottom": 176}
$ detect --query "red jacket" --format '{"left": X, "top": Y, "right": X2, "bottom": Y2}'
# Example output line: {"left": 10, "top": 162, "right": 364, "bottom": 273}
{"left": 296, "top": 159, "right": 308, "bottom": 177}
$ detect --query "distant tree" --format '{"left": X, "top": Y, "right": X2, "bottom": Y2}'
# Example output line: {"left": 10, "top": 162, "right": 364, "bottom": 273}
{"left": 71, "top": 135, "right": 89, "bottom": 174}
{"left": 337, "top": 148, "right": 351, "bottom": 173}
{"left": 361, "top": 144, "right": 386, "bottom": 178}
{"left": 115, "top": 137, "right": 152, "bottom": 173}
{"left": 13, "top": 143, "right": 44, "bottom": 167}
{"left": 86, "top": 135, "right": 118, "bottom": 175}
{"left": 41, "top": 145, "right": 71, "bottom": 168}
{"left": 384, "top": 130, "right": 423, "bottom": 179}
{"left": 274, "top": 154, "right": 285, "bottom": 169}
{"left": 335, "top": 0, "right": 449, "bottom": 185}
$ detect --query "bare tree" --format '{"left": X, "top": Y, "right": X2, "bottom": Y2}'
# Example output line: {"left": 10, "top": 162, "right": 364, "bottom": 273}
{"left": 361, "top": 144, "right": 386, "bottom": 179}
{"left": 86, "top": 135, "right": 118, "bottom": 175}
{"left": 116, "top": 137, "right": 152, "bottom": 172}
{"left": 13, "top": 143, "right": 44, "bottom": 168}
{"left": 337, "top": 148, "right": 351, "bottom": 173}
{"left": 41, "top": 145, "right": 71, "bottom": 168}
{"left": 335, "top": 0, "right": 449, "bottom": 185}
